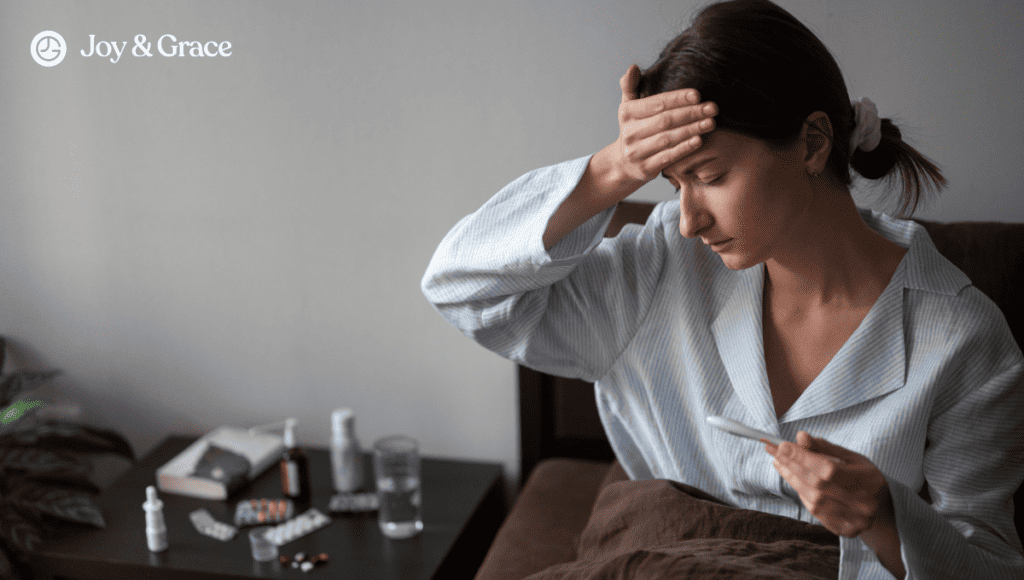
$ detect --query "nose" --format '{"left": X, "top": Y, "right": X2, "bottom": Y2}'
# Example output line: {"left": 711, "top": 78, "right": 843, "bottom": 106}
{"left": 678, "top": 185, "right": 708, "bottom": 239}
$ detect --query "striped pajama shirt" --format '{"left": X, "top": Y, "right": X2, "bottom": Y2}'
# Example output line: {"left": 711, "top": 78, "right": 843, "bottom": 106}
{"left": 422, "top": 154, "right": 1024, "bottom": 579}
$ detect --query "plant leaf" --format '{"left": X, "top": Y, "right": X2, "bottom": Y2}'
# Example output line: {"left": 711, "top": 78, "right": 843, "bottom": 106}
{"left": 7, "top": 485, "right": 105, "bottom": 529}
{"left": 19, "top": 472, "right": 100, "bottom": 496}
{"left": 0, "top": 503, "right": 44, "bottom": 554}
{"left": 0, "top": 446, "right": 92, "bottom": 479}
{"left": 4, "top": 421, "right": 135, "bottom": 462}
{"left": 0, "top": 541, "right": 32, "bottom": 580}
{"left": 0, "top": 544, "right": 13, "bottom": 580}
{"left": 0, "top": 371, "right": 61, "bottom": 409}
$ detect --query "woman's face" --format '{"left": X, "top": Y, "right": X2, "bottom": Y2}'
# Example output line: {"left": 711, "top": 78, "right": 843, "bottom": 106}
{"left": 661, "top": 130, "right": 812, "bottom": 270}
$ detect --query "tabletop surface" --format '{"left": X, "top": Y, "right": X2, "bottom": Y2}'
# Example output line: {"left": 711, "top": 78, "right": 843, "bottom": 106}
{"left": 31, "top": 434, "right": 504, "bottom": 580}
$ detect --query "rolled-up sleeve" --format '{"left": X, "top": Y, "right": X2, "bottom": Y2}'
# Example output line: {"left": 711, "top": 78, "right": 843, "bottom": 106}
{"left": 421, "top": 154, "right": 669, "bottom": 382}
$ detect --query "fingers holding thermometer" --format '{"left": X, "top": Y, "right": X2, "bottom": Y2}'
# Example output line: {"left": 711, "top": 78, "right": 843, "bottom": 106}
{"left": 706, "top": 415, "right": 787, "bottom": 446}
{"left": 705, "top": 416, "right": 842, "bottom": 463}
{"left": 764, "top": 431, "right": 893, "bottom": 541}
{"left": 709, "top": 418, "right": 889, "bottom": 541}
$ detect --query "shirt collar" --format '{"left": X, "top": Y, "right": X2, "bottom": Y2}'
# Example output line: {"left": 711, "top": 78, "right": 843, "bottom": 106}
{"left": 857, "top": 207, "right": 971, "bottom": 297}
{"left": 710, "top": 207, "right": 966, "bottom": 427}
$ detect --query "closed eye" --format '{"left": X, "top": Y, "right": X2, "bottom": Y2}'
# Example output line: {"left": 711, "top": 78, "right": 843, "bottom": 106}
{"left": 665, "top": 172, "right": 725, "bottom": 193}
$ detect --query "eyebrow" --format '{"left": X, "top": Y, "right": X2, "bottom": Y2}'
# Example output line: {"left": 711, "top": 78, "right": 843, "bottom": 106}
{"left": 662, "top": 156, "right": 719, "bottom": 181}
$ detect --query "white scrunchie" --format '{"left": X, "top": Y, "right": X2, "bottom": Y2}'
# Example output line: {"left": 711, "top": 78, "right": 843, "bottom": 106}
{"left": 849, "top": 97, "right": 882, "bottom": 153}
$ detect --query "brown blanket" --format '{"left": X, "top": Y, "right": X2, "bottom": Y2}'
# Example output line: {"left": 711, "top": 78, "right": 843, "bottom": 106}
{"left": 525, "top": 479, "right": 840, "bottom": 580}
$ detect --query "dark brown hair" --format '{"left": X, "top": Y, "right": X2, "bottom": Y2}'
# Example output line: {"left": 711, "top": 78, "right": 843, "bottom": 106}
{"left": 636, "top": 0, "right": 945, "bottom": 217}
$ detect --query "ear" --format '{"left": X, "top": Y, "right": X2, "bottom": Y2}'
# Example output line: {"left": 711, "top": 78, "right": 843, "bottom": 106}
{"left": 801, "top": 111, "right": 833, "bottom": 176}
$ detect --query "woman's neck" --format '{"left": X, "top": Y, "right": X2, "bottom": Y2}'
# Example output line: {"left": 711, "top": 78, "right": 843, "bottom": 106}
{"left": 763, "top": 189, "right": 907, "bottom": 314}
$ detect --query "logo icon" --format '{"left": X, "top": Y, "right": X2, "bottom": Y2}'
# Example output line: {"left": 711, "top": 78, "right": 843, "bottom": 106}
{"left": 31, "top": 31, "right": 67, "bottom": 67}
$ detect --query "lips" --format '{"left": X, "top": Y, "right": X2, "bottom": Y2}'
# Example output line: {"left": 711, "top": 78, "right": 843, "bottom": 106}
{"left": 705, "top": 238, "right": 731, "bottom": 247}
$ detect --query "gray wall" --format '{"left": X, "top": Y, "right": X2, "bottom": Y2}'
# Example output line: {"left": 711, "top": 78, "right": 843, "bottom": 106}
{"left": 2, "top": 0, "right": 1021, "bottom": 495}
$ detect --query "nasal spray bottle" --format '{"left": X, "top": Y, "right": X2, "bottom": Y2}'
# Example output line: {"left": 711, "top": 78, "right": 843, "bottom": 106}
{"left": 142, "top": 485, "right": 168, "bottom": 552}
{"left": 279, "top": 418, "right": 312, "bottom": 506}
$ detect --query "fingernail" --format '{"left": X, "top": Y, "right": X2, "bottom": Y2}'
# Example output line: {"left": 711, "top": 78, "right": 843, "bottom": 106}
{"left": 688, "top": 91, "right": 699, "bottom": 104}
{"left": 703, "top": 103, "right": 716, "bottom": 115}
{"left": 700, "top": 119, "right": 714, "bottom": 130}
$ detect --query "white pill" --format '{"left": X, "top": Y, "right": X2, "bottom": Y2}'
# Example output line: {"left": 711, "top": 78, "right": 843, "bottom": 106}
{"left": 301, "top": 562, "right": 313, "bottom": 572}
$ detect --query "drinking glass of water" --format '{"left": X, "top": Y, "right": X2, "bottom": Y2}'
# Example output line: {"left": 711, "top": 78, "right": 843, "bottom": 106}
{"left": 248, "top": 526, "right": 277, "bottom": 562}
{"left": 373, "top": 435, "right": 423, "bottom": 539}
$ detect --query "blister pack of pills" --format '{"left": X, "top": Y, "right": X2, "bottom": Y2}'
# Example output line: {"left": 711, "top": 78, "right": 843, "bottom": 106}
{"left": 234, "top": 498, "right": 295, "bottom": 526}
{"left": 268, "top": 508, "right": 331, "bottom": 546}
{"left": 328, "top": 492, "right": 378, "bottom": 513}
{"left": 189, "top": 508, "right": 238, "bottom": 541}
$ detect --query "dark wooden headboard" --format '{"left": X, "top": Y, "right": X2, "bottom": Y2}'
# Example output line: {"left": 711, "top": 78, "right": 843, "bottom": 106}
{"left": 517, "top": 200, "right": 1024, "bottom": 542}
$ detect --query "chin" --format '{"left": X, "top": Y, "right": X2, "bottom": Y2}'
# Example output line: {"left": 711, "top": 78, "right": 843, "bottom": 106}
{"left": 719, "top": 257, "right": 749, "bottom": 270}
{"left": 717, "top": 250, "right": 756, "bottom": 271}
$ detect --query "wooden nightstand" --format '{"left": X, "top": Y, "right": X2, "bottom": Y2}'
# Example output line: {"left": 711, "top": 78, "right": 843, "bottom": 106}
{"left": 31, "top": 434, "right": 506, "bottom": 580}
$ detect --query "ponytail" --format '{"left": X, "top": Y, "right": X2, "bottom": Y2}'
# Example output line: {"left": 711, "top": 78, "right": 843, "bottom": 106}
{"left": 849, "top": 118, "right": 946, "bottom": 218}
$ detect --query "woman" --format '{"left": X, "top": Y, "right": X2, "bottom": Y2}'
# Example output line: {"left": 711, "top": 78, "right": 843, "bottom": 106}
{"left": 422, "top": 1, "right": 1024, "bottom": 578}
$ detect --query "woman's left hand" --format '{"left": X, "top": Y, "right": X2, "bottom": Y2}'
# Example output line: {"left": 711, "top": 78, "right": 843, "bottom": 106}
{"left": 765, "top": 431, "right": 893, "bottom": 539}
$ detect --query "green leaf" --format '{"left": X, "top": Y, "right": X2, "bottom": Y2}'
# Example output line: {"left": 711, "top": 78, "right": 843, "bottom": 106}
{"left": 0, "top": 447, "right": 92, "bottom": 479}
{"left": 0, "top": 371, "right": 61, "bottom": 409}
{"left": 0, "top": 401, "right": 44, "bottom": 427}
{"left": 0, "top": 503, "right": 44, "bottom": 554}
{"left": 7, "top": 485, "right": 105, "bottom": 529}
{"left": 4, "top": 421, "right": 135, "bottom": 463}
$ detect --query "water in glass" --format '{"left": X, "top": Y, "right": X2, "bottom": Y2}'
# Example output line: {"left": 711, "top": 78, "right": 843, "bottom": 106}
{"left": 377, "top": 475, "right": 423, "bottom": 538}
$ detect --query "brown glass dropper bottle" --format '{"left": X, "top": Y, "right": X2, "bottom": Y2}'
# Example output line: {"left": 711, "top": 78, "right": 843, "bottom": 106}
{"left": 279, "top": 418, "right": 311, "bottom": 506}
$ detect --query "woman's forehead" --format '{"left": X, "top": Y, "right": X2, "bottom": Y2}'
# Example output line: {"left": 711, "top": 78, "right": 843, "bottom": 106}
{"left": 663, "top": 130, "right": 791, "bottom": 181}
{"left": 666, "top": 131, "right": 751, "bottom": 173}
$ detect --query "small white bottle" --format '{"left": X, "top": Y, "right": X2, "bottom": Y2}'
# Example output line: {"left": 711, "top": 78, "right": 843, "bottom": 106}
{"left": 142, "top": 485, "right": 168, "bottom": 552}
{"left": 330, "top": 408, "right": 363, "bottom": 493}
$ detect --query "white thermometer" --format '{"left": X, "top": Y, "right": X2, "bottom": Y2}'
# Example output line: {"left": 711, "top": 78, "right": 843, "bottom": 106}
{"left": 706, "top": 415, "right": 787, "bottom": 446}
